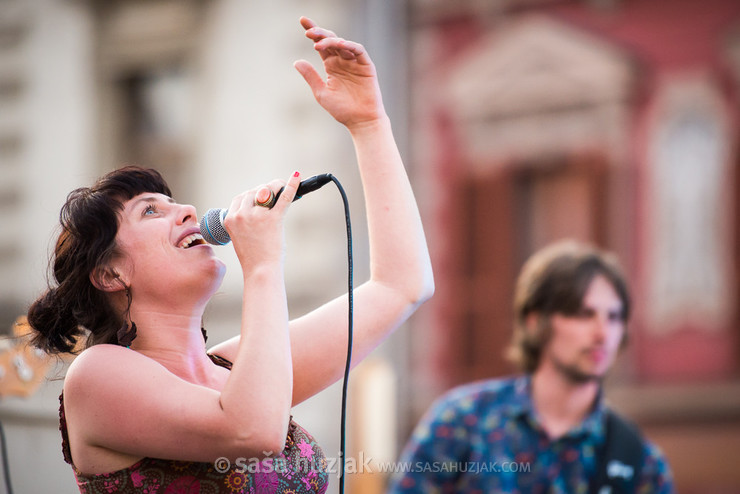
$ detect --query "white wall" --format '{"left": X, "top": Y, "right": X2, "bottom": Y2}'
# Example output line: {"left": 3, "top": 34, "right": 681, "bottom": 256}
{"left": 1, "top": 0, "right": 412, "bottom": 493}
{"left": 1, "top": 0, "right": 94, "bottom": 490}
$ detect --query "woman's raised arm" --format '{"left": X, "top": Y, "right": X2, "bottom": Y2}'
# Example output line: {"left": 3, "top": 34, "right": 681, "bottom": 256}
{"left": 209, "top": 17, "right": 434, "bottom": 405}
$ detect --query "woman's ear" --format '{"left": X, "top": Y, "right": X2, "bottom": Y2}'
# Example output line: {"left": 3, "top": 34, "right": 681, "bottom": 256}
{"left": 90, "top": 266, "right": 126, "bottom": 292}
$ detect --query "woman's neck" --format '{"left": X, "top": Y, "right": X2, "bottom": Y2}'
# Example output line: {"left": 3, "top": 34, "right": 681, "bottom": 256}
{"left": 127, "top": 308, "right": 215, "bottom": 386}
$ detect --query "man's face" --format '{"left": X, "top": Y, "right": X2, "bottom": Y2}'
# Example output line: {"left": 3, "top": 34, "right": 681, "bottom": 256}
{"left": 540, "top": 274, "right": 625, "bottom": 383}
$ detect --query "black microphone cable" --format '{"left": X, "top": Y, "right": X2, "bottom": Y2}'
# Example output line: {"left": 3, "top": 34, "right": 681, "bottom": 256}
{"left": 327, "top": 174, "right": 353, "bottom": 494}
{"left": 294, "top": 174, "right": 353, "bottom": 492}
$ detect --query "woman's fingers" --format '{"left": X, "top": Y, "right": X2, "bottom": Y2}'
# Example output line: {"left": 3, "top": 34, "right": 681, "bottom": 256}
{"left": 293, "top": 60, "right": 324, "bottom": 98}
{"left": 273, "top": 171, "right": 301, "bottom": 210}
{"left": 299, "top": 16, "right": 316, "bottom": 31}
{"left": 302, "top": 18, "right": 371, "bottom": 64}
{"left": 254, "top": 187, "right": 276, "bottom": 208}
{"left": 224, "top": 173, "right": 300, "bottom": 264}
{"left": 300, "top": 16, "right": 337, "bottom": 40}
{"left": 228, "top": 177, "right": 292, "bottom": 217}
{"left": 313, "top": 37, "right": 372, "bottom": 65}
{"left": 304, "top": 26, "right": 338, "bottom": 42}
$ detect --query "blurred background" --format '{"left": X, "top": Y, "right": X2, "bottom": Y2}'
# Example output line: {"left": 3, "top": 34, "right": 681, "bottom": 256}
{"left": 1, "top": 0, "right": 739, "bottom": 493}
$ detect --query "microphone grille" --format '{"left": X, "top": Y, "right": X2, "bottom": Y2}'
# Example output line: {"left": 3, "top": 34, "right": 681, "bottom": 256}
{"left": 200, "top": 208, "right": 230, "bottom": 245}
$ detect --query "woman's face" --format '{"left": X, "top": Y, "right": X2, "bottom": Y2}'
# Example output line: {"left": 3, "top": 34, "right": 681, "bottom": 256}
{"left": 110, "top": 192, "right": 226, "bottom": 307}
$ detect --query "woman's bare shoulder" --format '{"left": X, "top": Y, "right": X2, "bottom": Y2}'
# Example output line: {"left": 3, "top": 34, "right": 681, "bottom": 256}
{"left": 64, "top": 344, "right": 162, "bottom": 396}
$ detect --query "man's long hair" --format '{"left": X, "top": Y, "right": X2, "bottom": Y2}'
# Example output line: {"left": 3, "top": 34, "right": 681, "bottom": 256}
{"left": 507, "top": 240, "right": 631, "bottom": 373}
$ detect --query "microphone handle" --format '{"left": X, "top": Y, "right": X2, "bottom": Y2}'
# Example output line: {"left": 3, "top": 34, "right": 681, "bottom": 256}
{"left": 270, "top": 173, "right": 332, "bottom": 208}
{"left": 199, "top": 173, "right": 333, "bottom": 245}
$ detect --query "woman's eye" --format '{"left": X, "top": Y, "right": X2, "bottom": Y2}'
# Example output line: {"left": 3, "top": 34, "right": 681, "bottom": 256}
{"left": 143, "top": 204, "right": 157, "bottom": 216}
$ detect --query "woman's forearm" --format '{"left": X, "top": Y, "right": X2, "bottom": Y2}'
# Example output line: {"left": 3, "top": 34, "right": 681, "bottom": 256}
{"left": 219, "top": 263, "right": 293, "bottom": 454}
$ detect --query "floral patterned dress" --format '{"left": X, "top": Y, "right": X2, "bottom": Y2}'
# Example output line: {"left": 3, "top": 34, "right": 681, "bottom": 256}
{"left": 59, "top": 354, "right": 329, "bottom": 494}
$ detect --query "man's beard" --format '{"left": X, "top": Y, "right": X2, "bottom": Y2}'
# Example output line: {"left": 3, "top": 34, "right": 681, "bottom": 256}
{"left": 551, "top": 355, "right": 605, "bottom": 385}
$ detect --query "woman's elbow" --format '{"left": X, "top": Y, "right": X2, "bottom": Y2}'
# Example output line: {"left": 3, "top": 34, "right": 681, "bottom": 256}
{"left": 415, "top": 252, "right": 435, "bottom": 304}
{"left": 225, "top": 409, "right": 291, "bottom": 459}
{"left": 375, "top": 261, "right": 434, "bottom": 309}
{"left": 230, "top": 424, "right": 288, "bottom": 459}
{"left": 421, "top": 273, "right": 435, "bottom": 304}
{"left": 408, "top": 270, "right": 435, "bottom": 308}
{"left": 256, "top": 432, "right": 288, "bottom": 458}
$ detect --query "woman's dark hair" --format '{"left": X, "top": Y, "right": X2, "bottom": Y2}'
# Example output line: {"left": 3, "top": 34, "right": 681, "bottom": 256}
{"left": 507, "top": 240, "right": 631, "bottom": 373}
{"left": 27, "top": 166, "right": 172, "bottom": 354}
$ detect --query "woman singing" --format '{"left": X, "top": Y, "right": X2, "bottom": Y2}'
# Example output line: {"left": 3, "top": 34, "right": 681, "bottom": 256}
{"left": 27, "top": 17, "right": 433, "bottom": 494}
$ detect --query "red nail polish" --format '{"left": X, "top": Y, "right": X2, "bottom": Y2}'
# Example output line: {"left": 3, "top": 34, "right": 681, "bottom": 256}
{"left": 294, "top": 171, "right": 300, "bottom": 177}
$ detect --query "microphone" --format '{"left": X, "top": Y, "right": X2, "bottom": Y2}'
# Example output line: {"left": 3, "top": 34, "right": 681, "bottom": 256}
{"left": 199, "top": 173, "right": 332, "bottom": 245}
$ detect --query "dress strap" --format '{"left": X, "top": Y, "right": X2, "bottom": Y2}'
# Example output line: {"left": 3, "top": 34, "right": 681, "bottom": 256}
{"left": 207, "top": 353, "right": 233, "bottom": 370}
{"left": 58, "top": 393, "right": 74, "bottom": 465}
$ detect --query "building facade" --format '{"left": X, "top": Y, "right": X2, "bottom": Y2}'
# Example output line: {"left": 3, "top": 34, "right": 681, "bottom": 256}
{"left": 405, "top": 1, "right": 740, "bottom": 493}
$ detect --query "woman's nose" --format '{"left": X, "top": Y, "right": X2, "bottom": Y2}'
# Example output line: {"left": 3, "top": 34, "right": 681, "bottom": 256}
{"left": 177, "top": 204, "right": 197, "bottom": 225}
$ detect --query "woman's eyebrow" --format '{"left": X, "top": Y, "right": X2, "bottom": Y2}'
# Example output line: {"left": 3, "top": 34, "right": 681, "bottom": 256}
{"left": 130, "top": 195, "right": 176, "bottom": 209}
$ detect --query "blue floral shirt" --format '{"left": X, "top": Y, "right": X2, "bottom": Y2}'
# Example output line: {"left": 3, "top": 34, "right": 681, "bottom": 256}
{"left": 388, "top": 376, "right": 674, "bottom": 494}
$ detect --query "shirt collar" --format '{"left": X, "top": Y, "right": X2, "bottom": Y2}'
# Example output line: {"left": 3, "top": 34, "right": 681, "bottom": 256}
{"left": 504, "top": 375, "right": 534, "bottom": 418}
{"left": 506, "top": 374, "right": 607, "bottom": 440}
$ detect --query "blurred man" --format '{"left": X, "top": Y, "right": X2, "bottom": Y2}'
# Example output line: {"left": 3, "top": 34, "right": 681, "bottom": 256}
{"left": 389, "top": 240, "right": 674, "bottom": 493}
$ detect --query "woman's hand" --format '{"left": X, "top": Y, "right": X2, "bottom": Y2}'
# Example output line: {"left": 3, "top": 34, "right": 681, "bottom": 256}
{"left": 294, "top": 17, "right": 385, "bottom": 130}
{"left": 224, "top": 171, "right": 301, "bottom": 273}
